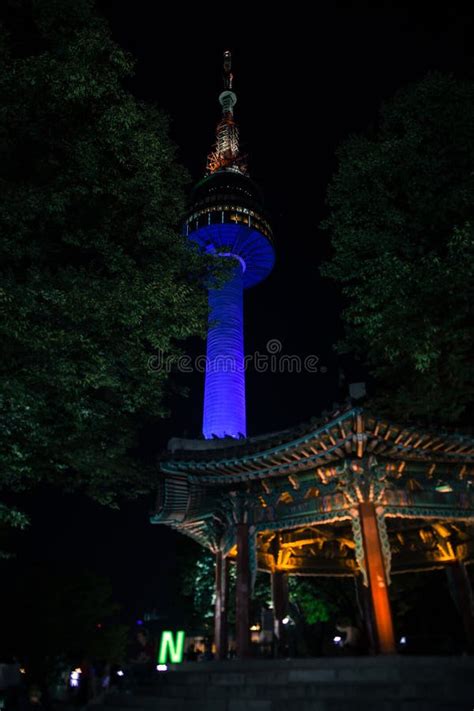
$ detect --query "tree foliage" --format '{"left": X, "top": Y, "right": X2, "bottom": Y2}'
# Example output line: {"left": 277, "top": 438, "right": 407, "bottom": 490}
{"left": 288, "top": 577, "right": 341, "bottom": 624}
{"left": 181, "top": 546, "right": 218, "bottom": 631}
{"left": 322, "top": 73, "right": 474, "bottom": 424}
{"left": 181, "top": 545, "right": 356, "bottom": 632}
{"left": 0, "top": 565, "right": 128, "bottom": 675}
{"left": 0, "top": 0, "right": 210, "bottom": 520}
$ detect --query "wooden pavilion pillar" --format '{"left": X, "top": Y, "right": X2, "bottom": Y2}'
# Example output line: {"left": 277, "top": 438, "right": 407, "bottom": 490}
{"left": 358, "top": 502, "right": 396, "bottom": 654}
{"left": 236, "top": 522, "right": 251, "bottom": 658}
{"left": 445, "top": 558, "right": 474, "bottom": 653}
{"left": 214, "top": 550, "right": 229, "bottom": 660}
{"left": 354, "top": 571, "right": 377, "bottom": 654}
{"left": 271, "top": 570, "right": 289, "bottom": 655}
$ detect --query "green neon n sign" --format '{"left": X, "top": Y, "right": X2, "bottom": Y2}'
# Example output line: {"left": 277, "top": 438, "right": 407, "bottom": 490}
{"left": 158, "top": 630, "right": 185, "bottom": 664}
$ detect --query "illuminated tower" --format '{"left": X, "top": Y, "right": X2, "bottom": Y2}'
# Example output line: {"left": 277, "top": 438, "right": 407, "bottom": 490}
{"left": 185, "top": 51, "right": 275, "bottom": 439}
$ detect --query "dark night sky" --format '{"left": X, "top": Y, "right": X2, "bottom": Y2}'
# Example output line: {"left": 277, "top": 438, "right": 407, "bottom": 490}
{"left": 13, "top": 3, "right": 474, "bottom": 621}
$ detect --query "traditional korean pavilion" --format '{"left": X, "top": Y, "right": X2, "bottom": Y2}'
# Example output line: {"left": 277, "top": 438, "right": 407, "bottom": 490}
{"left": 152, "top": 53, "right": 474, "bottom": 658}
{"left": 153, "top": 407, "right": 474, "bottom": 656}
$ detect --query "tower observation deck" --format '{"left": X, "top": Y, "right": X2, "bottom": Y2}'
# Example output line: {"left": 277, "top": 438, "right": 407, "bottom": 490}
{"left": 185, "top": 51, "right": 275, "bottom": 439}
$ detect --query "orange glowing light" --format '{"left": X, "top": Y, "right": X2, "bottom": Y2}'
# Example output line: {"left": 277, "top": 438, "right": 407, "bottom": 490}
{"left": 359, "top": 503, "right": 396, "bottom": 654}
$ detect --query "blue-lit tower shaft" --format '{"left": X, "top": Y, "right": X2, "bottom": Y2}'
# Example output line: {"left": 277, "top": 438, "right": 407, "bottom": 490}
{"left": 204, "top": 260, "right": 245, "bottom": 438}
{"left": 186, "top": 51, "right": 275, "bottom": 439}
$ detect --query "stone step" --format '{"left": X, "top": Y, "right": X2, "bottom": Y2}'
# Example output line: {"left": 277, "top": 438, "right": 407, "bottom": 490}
{"left": 98, "top": 658, "right": 474, "bottom": 711}
{"left": 103, "top": 685, "right": 473, "bottom": 711}
{"left": 155, "top": 681, "right": 473, "bottom": 699}
{"left": 101, "top": 700, "right": 471, "bottom": 711}
{"left": 154, "top": 668, "right": 470, "bottom": 684}
{"left": 146, "top": 657, "right": 474, "bottom": 685}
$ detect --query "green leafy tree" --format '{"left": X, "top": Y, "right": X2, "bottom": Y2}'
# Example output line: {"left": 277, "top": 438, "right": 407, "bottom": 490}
{"left": 322, "top": 73, "right": 474, "bottom": 424}
{"left": 181, "top": 545, "right": 355, "bottom": 633}
{"left": 288, "top": 577, "right": 336, "bottom": 624}
{"left": 0, "top": 565, "right": 128, "bottom": 678}
{"left": 181, "top": 545, "right": 218, "bottom": 632}
{"left": 0, "top": 0, "right": 211, "bottom": 524}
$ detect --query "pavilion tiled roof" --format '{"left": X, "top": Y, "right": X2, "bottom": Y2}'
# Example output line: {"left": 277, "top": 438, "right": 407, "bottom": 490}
{"left": 159, "top": 407, "right": 474, "bottom": 484}
{"left": 153, "top": 407, "right": 474, "bottom": 565}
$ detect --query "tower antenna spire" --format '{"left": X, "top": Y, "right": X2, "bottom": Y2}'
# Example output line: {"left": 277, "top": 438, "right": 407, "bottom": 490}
{"left": 223, "top": 49, "right": 233, "bottom": 90}
{"left": 207, "top": 50, "right": 247, "bottom": 174}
